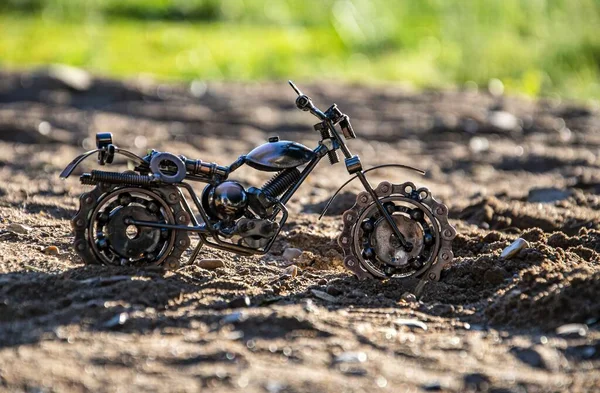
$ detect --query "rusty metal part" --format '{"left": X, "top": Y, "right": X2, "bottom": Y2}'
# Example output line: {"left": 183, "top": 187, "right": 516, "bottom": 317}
{"left": 236, "top": 218, "right": 279, "bottom": 249}
{"left": 371, "top": 215, "right": 424, "bottom": 267}
{"left": 71, "top": 182, "right": 190, "bottom": 270}
{"left": 338, "top": 181, "right": 456, "bottom": 281}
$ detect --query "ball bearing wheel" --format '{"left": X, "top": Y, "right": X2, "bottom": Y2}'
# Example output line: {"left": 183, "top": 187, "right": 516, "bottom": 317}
{"left": 71, "top": 183, "right": 190, "bottom": 269}
{"left": 338, "top": 181, "right": 456, "bottom": 280}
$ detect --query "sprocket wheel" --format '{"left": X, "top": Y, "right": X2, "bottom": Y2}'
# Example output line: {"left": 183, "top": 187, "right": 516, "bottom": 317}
{"left": 338, "top": 181, "right": 456, "bottom": 281}
{"left": 71, "top": 183, "right": 190, "bottom": 270}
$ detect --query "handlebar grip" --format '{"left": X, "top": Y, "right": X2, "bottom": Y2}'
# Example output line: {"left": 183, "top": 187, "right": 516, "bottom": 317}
{"left": 340, "top": 115, "right": 356, "bottom": 139}
{"left": 295, "top": 95, "right": 312, "bottom": 111}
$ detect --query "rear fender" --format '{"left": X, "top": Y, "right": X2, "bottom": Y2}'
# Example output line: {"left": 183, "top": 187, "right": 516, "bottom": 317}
{"left": 60, "top": 148, "right": 146, "bottom": 179}
{"left": 318, "top": 163, "right": 426, "bottom": 219}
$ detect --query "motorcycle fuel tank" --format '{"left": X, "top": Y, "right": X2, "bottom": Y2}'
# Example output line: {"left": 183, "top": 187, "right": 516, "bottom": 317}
{"left": 245, "top": 140, "right": 316, "bottom": 171}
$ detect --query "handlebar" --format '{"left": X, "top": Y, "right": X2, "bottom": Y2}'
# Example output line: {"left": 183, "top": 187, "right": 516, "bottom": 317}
{"left": 288, "top": 80, "right": 357, "bottom": 140}
{"left": 288, "top": 80, "right": 327, "bottom": 121}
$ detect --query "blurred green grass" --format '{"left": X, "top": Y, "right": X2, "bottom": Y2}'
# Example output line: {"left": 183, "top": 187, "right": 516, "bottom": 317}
{"left": 1, "top": 0, "right": 600, "bottom": 100}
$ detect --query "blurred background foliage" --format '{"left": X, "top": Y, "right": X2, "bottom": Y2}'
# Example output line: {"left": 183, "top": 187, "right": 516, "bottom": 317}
{"left": 1, "top": 0, "right": 600, "bottom": 100}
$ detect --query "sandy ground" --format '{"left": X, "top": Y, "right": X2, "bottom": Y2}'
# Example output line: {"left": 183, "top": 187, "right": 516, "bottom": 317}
{"left": 0, "top": 71, "right": 599, "bottom": 392}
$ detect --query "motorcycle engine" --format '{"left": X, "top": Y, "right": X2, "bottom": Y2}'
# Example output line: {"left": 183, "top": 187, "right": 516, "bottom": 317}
{"left": 204, "top": 181, "right": 248, "bottom": 221}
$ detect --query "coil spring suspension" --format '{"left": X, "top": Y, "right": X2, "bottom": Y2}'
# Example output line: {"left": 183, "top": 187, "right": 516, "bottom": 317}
{"left": 319, "top": 128, "right": 340, "bottom": 165}
{"left": 262, "top": 168, "right": 301, "bottom": 198}
{"left": 80, "top": 170, "right": 153, "bottom": 186}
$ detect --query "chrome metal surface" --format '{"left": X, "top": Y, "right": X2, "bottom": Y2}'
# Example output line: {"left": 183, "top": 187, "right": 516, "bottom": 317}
{"left": 318, "top": 164, "right": 426, "bottom": 219}
{"left": 208, "top": 181, "right": 249, "bottom": 220}
{"left": 150, "top": 152, "right": 186, "bottom": 183}
{"left": 64, "top": 82, "right": 456, "bottom": 288}
{"left": 371, "top": 215, "right": 424, "bottom": 267}
{"left": 60, "top": 147, "right": 146, "bottom": 179}
{"left": 338, "top": 181, "right": 456, "bottom": 281}
{"left": 245, "top": 141, "right": 316, "bottom": 171}
{"left": 72, "top": 184, "right": 190, "bottom": 270}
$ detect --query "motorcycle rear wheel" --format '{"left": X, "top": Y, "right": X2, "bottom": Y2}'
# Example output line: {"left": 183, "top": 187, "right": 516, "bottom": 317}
{"left": 71, "top": 182, "right": 190, "bottom": 270}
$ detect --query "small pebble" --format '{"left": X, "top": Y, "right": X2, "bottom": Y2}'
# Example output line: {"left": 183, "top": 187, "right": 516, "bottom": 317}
{"left": 427, "top": 302, "right": 455, "bottom": 316}
{"left": 340, "top": 367, "right": 367, "bottom": 376}
{"left": 393, "top": 318, "right": 428, "bottom": 331}
{"left": 43, "top": 245, "right": 60, "bottom": 256}
{"left": 228, "top": 296, "right": 251, "bottom": 309}
{"left": 463, "top": 373, "right": 490, "bottom": 391}
{"left": 334, "top": 351, "right": 367, "bottom": 363}
{"left": 527, "top": 187, "right": 572, "bottom": 203}
{"left": 7, "top": 223, "right": 33, "bottom": 234}
{"left": 282, "top": 265, "right": 298, "bottom": 278}
{"left": 489, "top": 110, "right": 518, "bottom": 131}
{"left": 469, "top": 136, "right": 489, "bottom": 153}
{"left": 282, "top": 248, "right": 303, "bottom": 261}
{"left": 221, "top": 311, "right": 244, "bottom": 324}
{"left": 197, "top": 259, "right": 224, "bottom": 270}
{"left": 400, "top": 292, "right": 417, "bottom": 302}
{"left": 48, "top": 64, "right": 92, "bottom": 91}
{"left": 349, "top": 289, "right": 366, "bottom": 298}
{"left": 326, "top": 285, "right": 342, "bottom": 296}
{"left": 511, "top": 347, "right": 544, "bottom": 368}
{"left": 422, "top": 381, "right": 442, "bottom": 391}
{"left": 500, "top": 238, "right": 528, "bottom": 259}
{"left": 103, "top": 313, "right": 128, "bottom": 329}
{"left": 311, "top": 289, "right": 338, "bottom": 303}
{"left": 484, "top": 267, "right": 505, "bottom": 285}
{"left": 317, "top": 278, "right": 327, "bottom": 285}
{"left": 556, "top": 323, "right": 588, "bottom": 338}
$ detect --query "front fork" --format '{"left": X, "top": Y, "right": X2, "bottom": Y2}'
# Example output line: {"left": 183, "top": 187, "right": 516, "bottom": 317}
{"left": 344, "top": 156, "right": 412, "bottom": 251}
{"left": 319, "top": 118, "right": 412, "bottom": 252}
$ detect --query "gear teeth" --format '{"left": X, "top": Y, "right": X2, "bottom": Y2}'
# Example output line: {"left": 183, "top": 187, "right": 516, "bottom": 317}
{"left": 71, "top": 182, "right": 190, "bottom": 270}
{"left": 338, "top": 181, "right": 456, "bottom": 281}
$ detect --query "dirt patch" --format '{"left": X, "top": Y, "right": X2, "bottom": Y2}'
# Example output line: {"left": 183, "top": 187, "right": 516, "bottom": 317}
{"left": 0, "top": 71, "right": 599, "bottom": 392}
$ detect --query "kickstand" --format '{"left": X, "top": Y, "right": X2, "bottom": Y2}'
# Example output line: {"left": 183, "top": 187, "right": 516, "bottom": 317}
{"left": 414, "top": 277, "right": 429, "bottom": 297}
{"left": 186, "top": 236, "right": 204, "bottom": 266}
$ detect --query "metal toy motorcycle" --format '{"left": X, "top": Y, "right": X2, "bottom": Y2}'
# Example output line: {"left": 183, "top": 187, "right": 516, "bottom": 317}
{"left": 60, "top": 81, "right": 456, "bottom": 284}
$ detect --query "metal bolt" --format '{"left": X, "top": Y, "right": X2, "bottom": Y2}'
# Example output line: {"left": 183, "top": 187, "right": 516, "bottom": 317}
{"left": 168, "top": 193, "right": 178, "bottom": 203}
{"left": 98, "top": 212, "right": 109, "bottom": 224}
{"left": 359, "top": 195, "right": 368, "bottom": 203}
{"left": 410, "top": 209, "right": 424, "bottom": 221}
{"left": 429, "top": 272, "right": 436, "bottom": 280}
{"left": 436, "top": 207, "right": 445, "bottom": 215}
{"left": 442, "top": 253, "right": 450, "bottom": 260}
{"left": 178, "top": 239, "right": 187, "bottom": 246}
{"left": 348, "top": 260, "right": 354, "bottom": 266}
{"left": 424, "top": 233, "right": 434, "bottom": 245}
{"left": 96, "top": 238, "right": 108, "bottom": 249}
{"left": 381, "top": 185, "right": 389, "bottom": 193}
{"left": 119, "top": 193, "right": 132, "bottom": 206}
{"left": 77, "top": 243, "right": 86, "bottom": 251}
{"left": 84, "top": 196, "right": 93, "bottom": 205}
{"left": 168, "top": 260, "right": 179, "bottom": 269}
{"left": 362, "top": 247, "right": 375, "bottom": 259}
{"left": 443, "top": 229, "right": 452, "bottom": 238}
{"left": 361, "top": 220, "right": 374, "bottom": 232}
